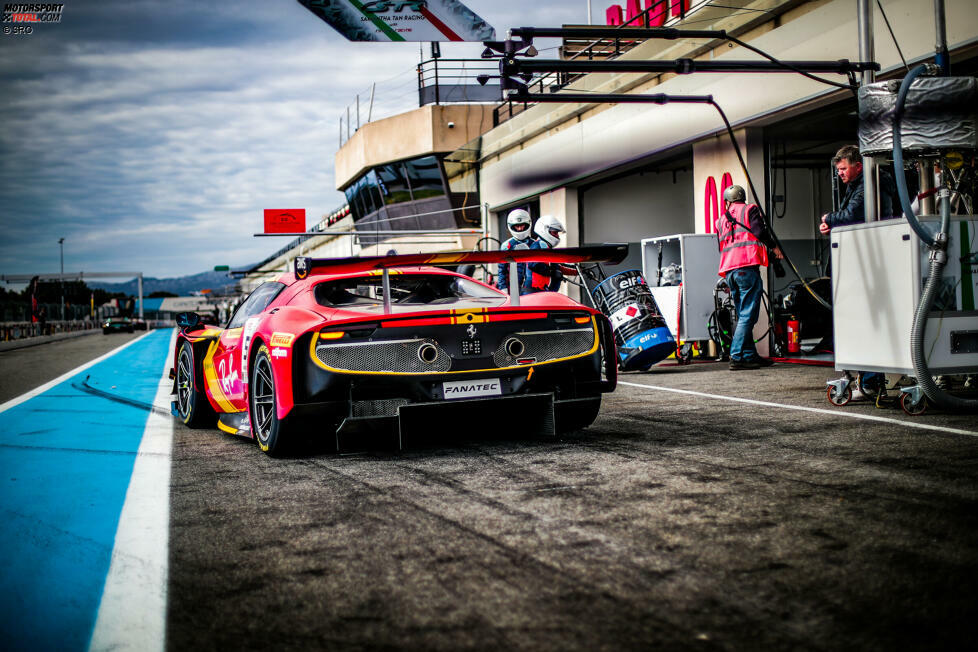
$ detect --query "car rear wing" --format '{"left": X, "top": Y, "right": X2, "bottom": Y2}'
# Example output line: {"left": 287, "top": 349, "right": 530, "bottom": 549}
{"left": 293, "top": 244, "right": 629, "bottom": 310}
{"left": 294, "top": 244, "right": 628, "bottom": 277}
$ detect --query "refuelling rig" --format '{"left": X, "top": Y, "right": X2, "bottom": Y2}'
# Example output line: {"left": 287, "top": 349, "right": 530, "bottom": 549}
{"left": 826, "top": 68, "right": 978, "bottom": 415}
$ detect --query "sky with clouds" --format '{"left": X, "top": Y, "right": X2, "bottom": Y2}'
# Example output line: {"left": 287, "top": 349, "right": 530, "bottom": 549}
{"left": 0, "top": 0, "right": 587, "bottom": 282}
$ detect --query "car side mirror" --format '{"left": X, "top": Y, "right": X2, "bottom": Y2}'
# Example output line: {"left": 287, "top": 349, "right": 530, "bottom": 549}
{"left": 176, "top": 312, "right": 203, "bottom": 332}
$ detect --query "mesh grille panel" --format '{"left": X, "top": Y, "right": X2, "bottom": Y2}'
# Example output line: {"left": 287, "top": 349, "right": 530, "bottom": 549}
{"left": 493, "top": 328, "right": 594, "bottom": 367}
{"left": 353, "top": 398, "right": 409, "bottom": 417}
{"left": 317, "top": 338, "right": 451, "bottom": 373}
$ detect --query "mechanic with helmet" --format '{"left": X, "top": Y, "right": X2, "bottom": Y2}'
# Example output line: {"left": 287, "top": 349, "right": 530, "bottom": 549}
{"left": 497, "top": 208, "right": 536, "bottom": 292}
{"left": 525, "top": 215, "right": 577, "bottom": 293}
{"left": 716, "top": 185, "right": 784, "bottom": 370}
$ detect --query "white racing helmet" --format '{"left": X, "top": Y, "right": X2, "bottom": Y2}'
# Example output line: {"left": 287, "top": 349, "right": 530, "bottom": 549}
{"left": 534, "top": 214, "right": 566, "bottom": 247}
{"left": 506, "top": 208, "right": 533, "bottom": 240}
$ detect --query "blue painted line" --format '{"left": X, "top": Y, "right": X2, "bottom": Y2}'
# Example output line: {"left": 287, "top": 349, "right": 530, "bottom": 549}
{"left": 0, "top": 329, "right": 173, "bottom": 651}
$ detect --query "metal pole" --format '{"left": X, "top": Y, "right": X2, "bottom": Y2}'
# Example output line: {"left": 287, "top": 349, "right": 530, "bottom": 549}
{"left": 587, "top": 1, "right": 592, "bottom": 25}
{"left": 137, "top": 273, "right": 144, "bottom": 320}
{"left": 508, "top": 261, "right": 520, "bottom": 307}
{"left": 382, "top": 267, "right": 392, "bottom": 314}
{"left": 356, "top": 94, "right": 360, "bottom": 130}
{"left": 434, "top": 57, "right": 440, "bottom": 104}
{"left": 934, "top": 0, "right": 949, "bottom": 75}
{"left": 58, "top": 237, "right": 64, "bottom": 321}
{"left": 346, "top": 106, "right": 350, "bottom": 141}
{"left": 368, "top": 82, "right": 376, "bottom": 122}
{"left": 919, "top": 162, "right": 936, "bottom": 215}
{"left": 509, "top": 58, "right": 876, "bottom": 75}
{"left": 482, "top": 202, "right": 489, "bottom": 251}
{"left": 858, "top": 0, "right": 877, "bottom": 223}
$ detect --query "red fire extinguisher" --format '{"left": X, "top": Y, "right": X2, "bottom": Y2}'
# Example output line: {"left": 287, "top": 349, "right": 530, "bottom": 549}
{"left": 787, "top": 316, "right": 801, "bottom": 354}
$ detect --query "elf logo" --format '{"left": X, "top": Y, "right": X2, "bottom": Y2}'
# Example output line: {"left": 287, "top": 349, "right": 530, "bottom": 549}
{"left": 618, "top": 276, "right": 645, "bottom": 289}
{"left": 362, "top": 0, "right": 426, "bottom": 13}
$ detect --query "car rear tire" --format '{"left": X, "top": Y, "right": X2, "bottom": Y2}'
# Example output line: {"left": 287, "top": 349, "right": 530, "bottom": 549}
{"left": 250, "top": 344, "right": 290, "bottom": 456}
{"left": 176, "top": 340, "right": 215, "bottom": 427}
{"left": 556, "top": 395, "right": 601, "bottom": 433}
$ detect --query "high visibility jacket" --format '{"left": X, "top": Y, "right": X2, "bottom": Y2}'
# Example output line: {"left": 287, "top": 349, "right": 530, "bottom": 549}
{"left": 716, "top": 202, "right": 768, "bottom": 276}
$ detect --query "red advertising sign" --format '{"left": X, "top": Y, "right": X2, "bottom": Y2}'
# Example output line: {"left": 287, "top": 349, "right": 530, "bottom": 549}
{"left": 605, "top": 0, "right": 690, "bottom": 26}
{"left": 263, "top": 209, "right": 306, "bottom": 234}
{"left": 704, "top": 172, "right": 735, "bottom": 234}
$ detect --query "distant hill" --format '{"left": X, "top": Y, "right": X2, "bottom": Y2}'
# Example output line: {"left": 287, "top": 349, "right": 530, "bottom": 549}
{"left": 87, "top": 269, "right": 241, "bottom": 297}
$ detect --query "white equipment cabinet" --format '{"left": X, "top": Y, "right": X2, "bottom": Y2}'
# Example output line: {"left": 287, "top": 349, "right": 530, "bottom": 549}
{"left": 641, "top": 234, "right": 721, "bottom": 341}
{"left": 832, "top": 217, "right": 978, "bottom": 375}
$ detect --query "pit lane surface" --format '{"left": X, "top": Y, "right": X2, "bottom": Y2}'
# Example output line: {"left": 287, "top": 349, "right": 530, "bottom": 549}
{"left": 3, "top": 332, "right": 978, "bottom": 650}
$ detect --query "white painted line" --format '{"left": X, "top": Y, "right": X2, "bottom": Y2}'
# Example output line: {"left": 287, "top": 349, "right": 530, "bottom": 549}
{"left": 89, "top": 329, "right": 175, "bottom": 652}
{"left": 0, "top": 331, "right": 160, "bottom": 414}
{"left": 618, "top": 380, "right": 978, "bottom": 438}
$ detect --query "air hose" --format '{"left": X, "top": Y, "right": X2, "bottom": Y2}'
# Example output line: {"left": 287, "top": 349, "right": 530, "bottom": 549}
{"left": 894, "top": 64, "right": 978, "bottom": 411}
{"left": 893, "top": 64, "right": 941, "bottom": 246}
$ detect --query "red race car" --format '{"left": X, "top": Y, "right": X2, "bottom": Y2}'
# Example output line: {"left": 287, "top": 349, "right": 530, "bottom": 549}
{"left": 170, "top": 245, "right": 626, "bottom": 455}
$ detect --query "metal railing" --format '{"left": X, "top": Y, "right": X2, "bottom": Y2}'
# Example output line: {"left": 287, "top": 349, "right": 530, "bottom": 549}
{"left": 337, "top": 58, "right": 501, "bottom": 147}
{"left": 416, "top": 57, "right": 500, "bottom": 106}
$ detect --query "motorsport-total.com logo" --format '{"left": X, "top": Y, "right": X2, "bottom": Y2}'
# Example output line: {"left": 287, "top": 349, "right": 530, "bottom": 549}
{"left": 2, "top": 3, "right": 64, "bottom": 35}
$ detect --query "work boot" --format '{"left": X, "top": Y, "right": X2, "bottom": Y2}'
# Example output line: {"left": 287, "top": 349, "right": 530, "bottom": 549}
{"left": 753, "top": 357, "right": 775, "bottom": 367}
{"left": 729, "top": 359, "right": 760, "bottom": 370}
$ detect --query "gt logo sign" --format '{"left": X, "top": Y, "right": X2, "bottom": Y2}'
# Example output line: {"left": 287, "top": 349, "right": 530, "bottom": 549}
{"left": 442, "top": 378, "right": 501, "bottom": 400}
{"left": 362, "top": 0, "right": 426, "bottom": 12}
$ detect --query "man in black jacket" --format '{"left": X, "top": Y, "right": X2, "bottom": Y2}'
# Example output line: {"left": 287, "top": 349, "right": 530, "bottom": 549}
{"left": 819, "top": 144, "right": 898, "bottom": 398}
{"left": 819, "top": 144, "right": 897, "bottom": 234}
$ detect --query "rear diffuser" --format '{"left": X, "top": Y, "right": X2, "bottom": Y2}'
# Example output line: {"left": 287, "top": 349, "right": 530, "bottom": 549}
{"left": 335, "top": 393, "right": 556, "bottom": 453}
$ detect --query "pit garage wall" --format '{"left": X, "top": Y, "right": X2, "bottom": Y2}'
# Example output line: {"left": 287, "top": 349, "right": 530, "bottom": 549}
{"left": 581, "top": 167, "right": 694, "bottom": 274}
{"left": 770, "top": 166, "right": 837, "bottom": 284}
{"left": 514, "top": 173, "right": 694, "bottom": 303}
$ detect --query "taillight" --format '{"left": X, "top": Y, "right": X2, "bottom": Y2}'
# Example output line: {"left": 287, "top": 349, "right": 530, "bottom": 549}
{"left": 552, "top": 311, "right": 591, "bottom": 325}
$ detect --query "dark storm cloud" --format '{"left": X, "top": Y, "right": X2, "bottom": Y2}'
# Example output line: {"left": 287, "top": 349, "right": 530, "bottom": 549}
{"left": 0, "top": 0, "right": 583, "bottom": 279}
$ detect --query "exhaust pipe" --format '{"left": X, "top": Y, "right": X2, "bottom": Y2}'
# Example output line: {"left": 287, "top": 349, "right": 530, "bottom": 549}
{"left": 504, "top": 337, "right": 525, "bottom": 358}
{"left": 417, "top": 342, "right": 439, "bottom": 364}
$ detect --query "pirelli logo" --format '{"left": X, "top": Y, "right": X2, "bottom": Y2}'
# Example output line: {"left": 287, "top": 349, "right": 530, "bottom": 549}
{"left": 270, "top": 332, "right": 294, "bottom": 347}
{"left": 450, "top": 308, "right": 487, "bottom": 324}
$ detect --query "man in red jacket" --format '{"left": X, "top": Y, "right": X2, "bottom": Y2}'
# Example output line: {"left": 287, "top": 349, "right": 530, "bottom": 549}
{"left": 716, "top": 185, "right": 783, "bottom": 370}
